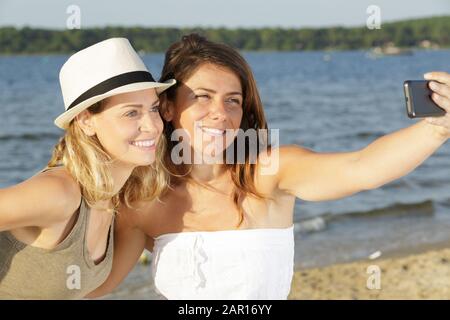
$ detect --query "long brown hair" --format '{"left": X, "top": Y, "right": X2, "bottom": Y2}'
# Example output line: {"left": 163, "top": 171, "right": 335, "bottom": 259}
{"left": 159, "top": 33, "right": 273, "bottom": 226}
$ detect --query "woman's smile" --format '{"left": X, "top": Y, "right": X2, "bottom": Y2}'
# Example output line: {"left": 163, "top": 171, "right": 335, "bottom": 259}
{"left": 129, "top": 138, "right": 157, "bottom": 151}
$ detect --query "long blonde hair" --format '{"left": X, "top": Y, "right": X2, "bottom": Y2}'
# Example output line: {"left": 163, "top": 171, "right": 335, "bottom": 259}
{"left": 47, "top": 100, "right": 170, "bottom": 212}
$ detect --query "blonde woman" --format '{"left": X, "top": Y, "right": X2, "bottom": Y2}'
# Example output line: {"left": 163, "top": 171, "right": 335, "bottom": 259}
{"left": 0, "top": 38, "right": 175, "bottom": 299}
{"left": 89, "top": 34, "right": 450, "bottom": 299}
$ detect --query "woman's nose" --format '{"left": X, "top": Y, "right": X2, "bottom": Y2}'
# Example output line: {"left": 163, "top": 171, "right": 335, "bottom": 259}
{"left": 209, "top": 99, "right": 227, "bottom": 121}
{"left": 140, "top": 112, "right": 160, "bottom": 135}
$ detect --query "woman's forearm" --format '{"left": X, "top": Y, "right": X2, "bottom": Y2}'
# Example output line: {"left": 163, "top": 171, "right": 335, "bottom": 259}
{"left": 356, "top": 119, "right": 448, "bottom": 190}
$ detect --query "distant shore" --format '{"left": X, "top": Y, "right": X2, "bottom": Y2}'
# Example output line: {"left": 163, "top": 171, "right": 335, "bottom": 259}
{"left": 1, "top": 15, "right": 449, "bottom": 54}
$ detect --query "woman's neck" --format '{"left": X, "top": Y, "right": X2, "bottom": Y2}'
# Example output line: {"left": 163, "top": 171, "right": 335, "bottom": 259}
{"left": 190, "top": 163, "right": 228, "bottom": 184}
{"left": 91, "top": 162, "right": 134, "bottom": 211}
{"left": 110, "top": 162, "right": 135, "bottom": 194}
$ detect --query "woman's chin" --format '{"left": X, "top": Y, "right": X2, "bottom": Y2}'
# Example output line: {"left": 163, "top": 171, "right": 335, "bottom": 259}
{"left": 199, "top": 150, "right": 226, "bottom": 163}
{"left": 123, "top": 157, "right": 156, "bottom": 168}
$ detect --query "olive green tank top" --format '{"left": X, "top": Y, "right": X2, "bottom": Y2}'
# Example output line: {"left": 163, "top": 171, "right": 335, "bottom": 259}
{"left": 0, "top": 196, "right": 115, "bottom": 299}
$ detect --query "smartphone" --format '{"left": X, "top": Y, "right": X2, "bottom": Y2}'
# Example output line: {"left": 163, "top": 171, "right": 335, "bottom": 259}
{"left": 404, "top": 80, "right": 445, "bottom": 118}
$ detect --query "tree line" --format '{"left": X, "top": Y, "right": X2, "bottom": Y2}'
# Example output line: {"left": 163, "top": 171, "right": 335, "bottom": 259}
{"left": 0, "top": 16, "right": 448, "bottom": 54}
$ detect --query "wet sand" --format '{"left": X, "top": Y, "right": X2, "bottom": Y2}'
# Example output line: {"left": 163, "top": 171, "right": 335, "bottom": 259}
{"left": 288, "top": 246, "right": 450, "bottom": 299}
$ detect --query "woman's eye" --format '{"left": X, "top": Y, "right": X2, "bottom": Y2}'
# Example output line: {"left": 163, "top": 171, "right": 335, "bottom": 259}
{"left": 150, "top": 105, "right": 160, "bottom": 112}
{"left": 226, "top": 98, "right": 241, "bottom": 105}
{"left": 195, "top": 94, "right": 210, "bottom": 100}
{"left": 125, "top": 110, "right": 138, "bottom": 117}
{"left": 229, "top": 98, "right": 241, "bottom": 104}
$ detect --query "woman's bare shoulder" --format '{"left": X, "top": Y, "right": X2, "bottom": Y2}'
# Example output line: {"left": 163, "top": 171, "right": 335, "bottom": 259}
{"left": 0, "top": 167, "right": 82, "bottom": 230}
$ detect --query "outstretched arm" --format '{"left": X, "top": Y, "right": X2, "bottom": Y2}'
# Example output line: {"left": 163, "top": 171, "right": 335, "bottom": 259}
{"left": 274, "top": 72, "right": 450, "bottom": 202}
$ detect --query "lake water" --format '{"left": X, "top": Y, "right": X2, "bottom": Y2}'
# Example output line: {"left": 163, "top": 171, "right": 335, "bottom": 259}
{"left": 2, "top": 49, "right": 450, "bottom": 268}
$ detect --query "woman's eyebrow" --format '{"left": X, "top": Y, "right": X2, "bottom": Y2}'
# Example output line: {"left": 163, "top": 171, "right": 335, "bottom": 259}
{"left": 120, "top": 104, "right": 143, "bottom": 109}
{"left": 119, "top": 99, "right": 160, "bottom": 109}
{"left": 194, "top": 87, "right": 216, "bottom": 93}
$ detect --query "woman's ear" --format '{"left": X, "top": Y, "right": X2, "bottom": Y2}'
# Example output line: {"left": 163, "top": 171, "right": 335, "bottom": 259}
{"left": 75, "top": 110, "right": 96, "bottom": 136}
{"left": 161, "top": 100, "right": 175, "bottom": 122}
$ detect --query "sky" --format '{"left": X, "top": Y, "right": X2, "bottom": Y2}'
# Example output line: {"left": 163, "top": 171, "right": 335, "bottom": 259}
{"left": 0, "top": 0, "right": 449, "bottom": 29}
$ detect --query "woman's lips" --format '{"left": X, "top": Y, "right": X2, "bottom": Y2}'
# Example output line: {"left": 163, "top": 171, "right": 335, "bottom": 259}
{"left": 130, "top": 139, "right": 156, "bottom": 150}
{"left": 199, "top": 125, "right": 226, "bottom": 137}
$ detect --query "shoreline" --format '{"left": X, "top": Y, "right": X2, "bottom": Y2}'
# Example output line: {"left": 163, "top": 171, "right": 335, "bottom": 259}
{"left": 289, "top": 243, "right": 450, "bottom": 299}
{"left": 293, "top": 234, "right": 450, "bottom": 272}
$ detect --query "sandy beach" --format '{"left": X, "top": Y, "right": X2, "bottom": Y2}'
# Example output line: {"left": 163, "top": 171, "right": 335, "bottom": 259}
{"left": 102, "top": 245, "right": 450, "bottom": 300}
{"left": 288, "top": 246, "right": 450, "bottom": 299}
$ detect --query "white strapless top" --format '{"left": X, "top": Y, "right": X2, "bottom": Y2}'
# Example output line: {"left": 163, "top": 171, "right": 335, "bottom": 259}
{"left": 151, "top": 225, "right": 295, "bottom": 300}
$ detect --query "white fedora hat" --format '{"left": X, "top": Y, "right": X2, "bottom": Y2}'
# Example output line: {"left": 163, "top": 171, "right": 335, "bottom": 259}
{"left": 54, "top": 38, "right": 176, "bottom": 129}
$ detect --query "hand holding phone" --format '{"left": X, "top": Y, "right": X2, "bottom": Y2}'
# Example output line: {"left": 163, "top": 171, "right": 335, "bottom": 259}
{"left": 404, "top": 80, "right": 446, "bottom": 118}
